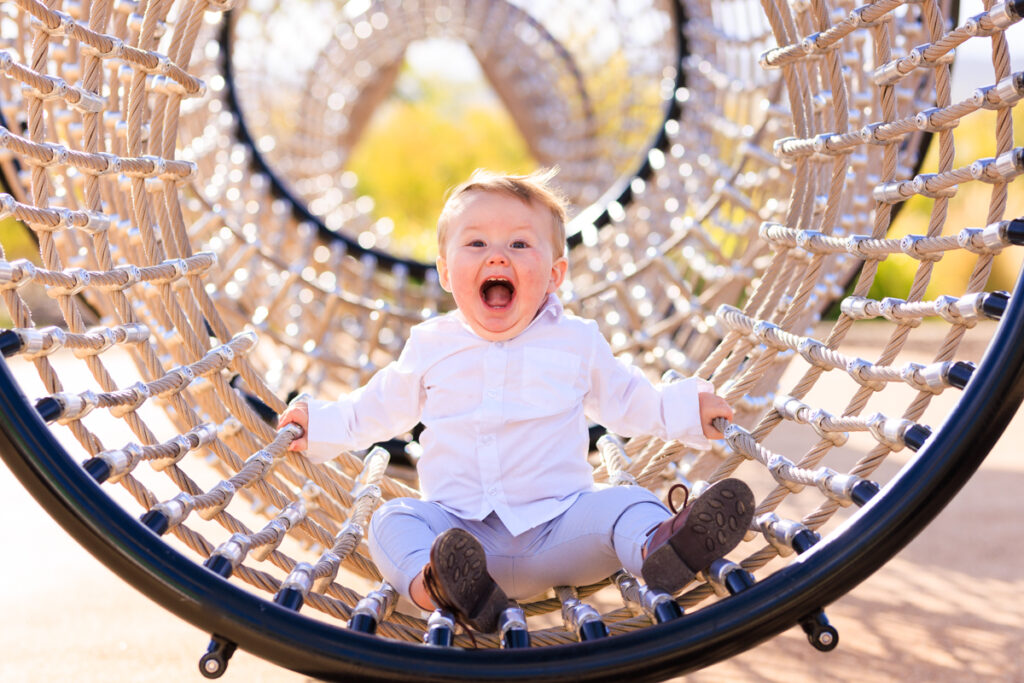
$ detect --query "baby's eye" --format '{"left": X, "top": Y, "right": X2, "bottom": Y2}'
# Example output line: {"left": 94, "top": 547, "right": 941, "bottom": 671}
{"left": 468, "top": 239, "right": 486, "bottom": 247}
{"left": 511, "top": 240, "right": 528, "bottom": 249}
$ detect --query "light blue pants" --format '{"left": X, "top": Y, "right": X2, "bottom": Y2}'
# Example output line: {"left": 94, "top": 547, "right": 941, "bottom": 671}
{"left": 367, "top": 486, "right": 671, "bottom": 601}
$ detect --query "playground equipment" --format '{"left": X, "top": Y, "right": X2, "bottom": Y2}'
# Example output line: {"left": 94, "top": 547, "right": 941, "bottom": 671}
{"left": 1, "top": 0, "right": 1022, "bottom": 680}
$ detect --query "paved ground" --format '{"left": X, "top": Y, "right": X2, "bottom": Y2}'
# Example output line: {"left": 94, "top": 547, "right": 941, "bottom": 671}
{"left": 2, "top": 330, "right": 1022, "bottom": 682}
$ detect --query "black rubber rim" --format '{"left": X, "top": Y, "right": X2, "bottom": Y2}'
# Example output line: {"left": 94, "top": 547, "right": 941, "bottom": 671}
{"left": 3, "top": 256, "right": 1022, "bottom": 681}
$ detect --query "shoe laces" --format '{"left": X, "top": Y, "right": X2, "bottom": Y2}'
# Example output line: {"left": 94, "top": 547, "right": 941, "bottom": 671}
{"left": 643, "top": 482, "right": 692, "bottom": 552}
{"left": 666, "top": 482, "right": 690, "bottom": 514}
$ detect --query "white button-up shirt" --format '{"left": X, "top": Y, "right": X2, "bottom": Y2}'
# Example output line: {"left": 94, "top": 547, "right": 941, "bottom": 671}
{"left": 306, "top": 294, "right": 712, "bottom": 536}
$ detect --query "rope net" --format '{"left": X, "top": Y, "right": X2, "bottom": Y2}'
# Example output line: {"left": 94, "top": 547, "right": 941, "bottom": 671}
{"left": 1, "top": 0, "right": 1022, "bottom": 655}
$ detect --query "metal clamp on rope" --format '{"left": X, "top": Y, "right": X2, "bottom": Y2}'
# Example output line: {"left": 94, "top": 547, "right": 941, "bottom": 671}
{"left": 56, "top": 390, "right": 99, "bottom": 423}
{"left": 910, "top": 174, "right": 957, "bottom": 200}
{"left": 756, "top": 512, "right": 819, "bottom": 556}
{"left": 987, "top": 0, "right": 1024, "bottom": 30}
{"left": 203, "top": 534, "right": 252, "bottom": 582}
{"left": 311, "top": 551, "right": 341, "bottom": 593}
{"left": 349, "top": 584, "right": 398, "bottom": 633}
{"left": 109, "top": 381, "right": 152, "bottom": 417}
{"left": 991, "top": 148, "right": 1024, "bottom": 181}
{"left": 767, "top": 453, "right": 804, "bottom": 493}
{"left": 243, "top": 449, "right": 275, "bottom": 478}
{"left": 251, "top": 501, "right": 306, "bottom": 561}
{"left": 196, "top": 481, "right": 236, "bottom": 520}
{"left": 145, "top": 492, "right": 196, "bottom": 533}
{"left": 614, "top": 571, "right": 682, "bottom": 623}
{"left": 0, "top": 258, "right": 35, "bottom": 289}
{"left": 988, "top": 72, "right": 1024, "bottom": 107}
{"left": 816, "top": 468, "right": 854, "bottom": 506}
{"left": 808, "top": 408, "right": 849, "bottom": 446}
{"left": 706, "top": 558, "right": 756, "bottom": 597}
{"left": 847, "top": 358, "right": 886, "bottom": 391}
{"left": 914, "top": 107, "right": 959, "bottom": 132}
{"left": 73, "top": 327, "right": 117, "bottom": 358}
{"left": 866, "top": 413, "right": 915, "bottom": 450}
{"left": 424, "top": 610, "right": 456, "bottom": 647}
{"left": 19, "top": 327, "right": 66, "bottom": 359}
{"left": 250, "top": 518, "right": 290, "bottom": 562}
{"left": 560, "top": 594, "right": 607, "bottom": 641}
{"left": 498, "top": 604, "right": 531, "bottom": 648}
{"left": 877, "top": 297, "right": 920, "bottom": 327}
{"left": 276, "top": 563, "right": 314, "bottom": 611}
{"left": 151, "top": 433, "right": 194, "bottom": 471}
{"left": 84, "top": 442, "right": 142, "bottom": 484}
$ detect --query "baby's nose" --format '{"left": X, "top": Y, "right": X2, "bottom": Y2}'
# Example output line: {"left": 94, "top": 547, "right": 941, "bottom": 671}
{"left": 486, "top": 250, "right": 509, "bottom": 265}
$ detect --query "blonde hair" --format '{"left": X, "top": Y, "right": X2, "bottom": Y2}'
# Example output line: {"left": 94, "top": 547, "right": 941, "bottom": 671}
{"left": 437, "top": 168, "right": 568, "bottom": 259}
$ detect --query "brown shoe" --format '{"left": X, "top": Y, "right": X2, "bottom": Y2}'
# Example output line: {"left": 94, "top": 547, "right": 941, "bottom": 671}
{"left": 641, "top": 479, "right": 754, "bottom": 594}
{"left": 422, "top": 528, "right": 508, "bottom": 633}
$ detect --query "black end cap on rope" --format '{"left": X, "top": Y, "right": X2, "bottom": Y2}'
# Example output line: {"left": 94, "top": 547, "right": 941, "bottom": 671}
{"left": 653, "top": 600, "right": 684, "bottom": 624}
{"left": 579, "top": 620, "right": 610, "bottom": 641}
{"left": 850, "top": 479, "right": 881, "bottom": 507}
{"left": 1002, "top": 218, "right": 1024, "bottom": 246}
{"left": 33, "top": 396, "right": 61, "bottom": 423}
{"left": 0, "top": 330, "right": 22, "bottom": 357}
{"left": 425, "top": 622, "right": 454, "bottom": 647}
{"left": 946, "top": 361, "right": 976, "bottom": 390}
{"left": 501, "top": 628, "right": 532, "bottom": 649}
{"left": 798, "top": 609, "right": 839, "bottom": 652}
{"left": 903, "top": 424, "right": 933, "bottom": 452}
{"left": 81, "top": 457, "right": 111, "bottom": 483}
{"left": 348, "top": 613, "right": 378, "bottom": 635}
{"left": 203, "top": 555, "right": 234, "bottom": 580}
{"left": 981, "top": 291, "right": 1010, "bottom": 320}
{"left": 725, "top": 567, "right": 757, "bottom": 595}
{"left": 273, "top": 587, "right": 305, "bottom": 612}
{"left": 792, "top": 529, "right": 821, "bottom": 554}
{"left": 199, "top": 635, "right": 237, "bottom": 679}
{"left": 139, "top": 508, "right": 170, "bottom": 536}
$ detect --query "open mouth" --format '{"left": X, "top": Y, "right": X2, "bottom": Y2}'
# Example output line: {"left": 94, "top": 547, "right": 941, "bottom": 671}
{"left": 480, "top": 277, "right": 515, "bottom": 308}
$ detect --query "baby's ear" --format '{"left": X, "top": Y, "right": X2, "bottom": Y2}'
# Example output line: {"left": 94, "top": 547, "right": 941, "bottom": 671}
{"left": 436, "top": 256, "right": 452, "bottom": 292}
{"left": 548, "top": 256, "right": 568, "bottom": 292}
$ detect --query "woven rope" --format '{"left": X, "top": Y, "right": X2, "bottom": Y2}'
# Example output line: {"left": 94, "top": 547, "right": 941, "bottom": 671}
{"left": 1, "top": 0, "right": 1021, "bottom": 651}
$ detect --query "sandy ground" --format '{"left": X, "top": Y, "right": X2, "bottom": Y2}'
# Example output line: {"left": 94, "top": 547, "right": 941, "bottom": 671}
{"left": 2, "top": 330, "right": 1023, "bottom": 682}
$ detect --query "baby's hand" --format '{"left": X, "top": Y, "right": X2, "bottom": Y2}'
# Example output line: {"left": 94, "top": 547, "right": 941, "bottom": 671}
{"left": 698, "top": 392, "right": 733, "bottom": 440}
{"left": 278, "top": 402, "right": 309, "bottom": 451}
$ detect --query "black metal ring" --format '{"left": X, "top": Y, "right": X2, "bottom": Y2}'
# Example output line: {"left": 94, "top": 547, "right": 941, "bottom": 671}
{"left": 3, "top": 255, "right": 1021, "bottom": 681}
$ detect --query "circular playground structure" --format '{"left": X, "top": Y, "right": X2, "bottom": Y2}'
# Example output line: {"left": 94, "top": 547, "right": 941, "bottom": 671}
{"left": 1, "top": 0, "right": 1023, "bottom": 680}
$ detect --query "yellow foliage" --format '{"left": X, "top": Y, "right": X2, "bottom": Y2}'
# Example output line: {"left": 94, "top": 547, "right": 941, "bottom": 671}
{"left": 870, "top": 105, "right": 1024, "bottom": 302}
{"left": 346, "top": 89, "right": 536, "bottom": 261}
{"left": 0, "top": 215, "right": 38, "bottom": 327}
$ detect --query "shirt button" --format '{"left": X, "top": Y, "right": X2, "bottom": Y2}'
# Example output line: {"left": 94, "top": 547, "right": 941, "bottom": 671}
{"left": 495, "top": 341, "right": 505, "bottom": 349}
{"left": 488, "top": 487, "right": 498, "bottom": 496}
{"left": 487, "top": 389, "right": 498, "bottom": 399}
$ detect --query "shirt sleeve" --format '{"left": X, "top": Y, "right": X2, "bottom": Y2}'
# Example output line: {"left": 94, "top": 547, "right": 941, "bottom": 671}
{"left": 304, "top": 332, "right": 426, "bottom": 464}
{"left": 582, "top": 321, "right": 713, "bottom": 449}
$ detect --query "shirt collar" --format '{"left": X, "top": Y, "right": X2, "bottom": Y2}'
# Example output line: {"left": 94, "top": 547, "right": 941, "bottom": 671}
{"left": 450, "top": 293, "right": 564, "bottom": 339}
{"left": 533, "top": 293, "right": 564, "bottom": 323}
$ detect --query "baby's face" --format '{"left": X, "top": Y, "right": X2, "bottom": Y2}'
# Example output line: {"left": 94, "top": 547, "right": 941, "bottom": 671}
{"left": 437, "top": 190, "right": 567, "bottom": 341}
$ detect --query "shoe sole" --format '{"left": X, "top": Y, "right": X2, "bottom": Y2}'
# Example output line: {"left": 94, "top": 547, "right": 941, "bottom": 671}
{"left": 641, "top": 479, "right": 755, "bottom": 594}
{"left": 430, "top": 528, "right": 508, "bottom": 633}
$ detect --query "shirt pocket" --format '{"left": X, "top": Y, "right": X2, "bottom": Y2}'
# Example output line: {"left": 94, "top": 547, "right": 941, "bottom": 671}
{"left": 520, "top": 347, "right": 583, "bottom": 414}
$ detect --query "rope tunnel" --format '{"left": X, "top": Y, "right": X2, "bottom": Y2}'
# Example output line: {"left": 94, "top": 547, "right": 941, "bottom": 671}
{"left": 1, "top": 0, "right": 1023, "bottom": 679}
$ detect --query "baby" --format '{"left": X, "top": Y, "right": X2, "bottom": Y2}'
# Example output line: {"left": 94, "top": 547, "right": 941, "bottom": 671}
{"left": 279, "top": 169, "right": 754, "bottom": 633}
